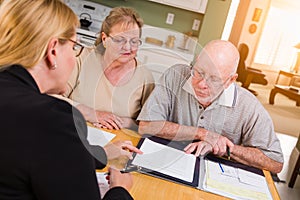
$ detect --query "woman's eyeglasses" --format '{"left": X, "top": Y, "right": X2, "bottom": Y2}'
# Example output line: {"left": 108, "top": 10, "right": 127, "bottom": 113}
{"left": 68, "top": 39, "right": 84, "bottom": 57}
{"left": 108, "top": 35, "right": 142, "bottom": 48}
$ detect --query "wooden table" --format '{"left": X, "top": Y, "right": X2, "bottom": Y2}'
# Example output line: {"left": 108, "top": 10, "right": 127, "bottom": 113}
{"left": 269, "top": 85, "right": 300, "bottom": 106}
{"left": 269, "top": 70, "right": 300, "bottom": 106}
{"left": 99, "top": 128, "right": 281, "bottom": 200}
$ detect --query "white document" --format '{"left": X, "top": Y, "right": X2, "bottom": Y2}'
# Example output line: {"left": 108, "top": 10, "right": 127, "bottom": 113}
{"left": 87, "top": 126, "right": 115, "bottom": 147}
{"left": 131, "top": 138, "right": 196, "bottom": 182}
{"left": 96, "top": 172, "right": 109, "bottom": 199}
{"left": 203, "top": 160, "right": 272, "bottom": 200}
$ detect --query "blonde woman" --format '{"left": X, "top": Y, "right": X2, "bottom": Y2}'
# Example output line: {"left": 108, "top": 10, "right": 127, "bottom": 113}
{"left": 62, "top": 7, "right": 154, "bottom": 130}
{"left": 0, "top": 0, "right": 140, "bottom": 199}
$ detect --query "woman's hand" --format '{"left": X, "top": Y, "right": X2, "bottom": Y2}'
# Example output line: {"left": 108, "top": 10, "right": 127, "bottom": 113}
{"left": 104, "top": 140, "right": 143, "bottom": 160}
{"left": 76, "top": 104, "right": 123, "bottom": 130}
{"left": 92, "top": 111, "right": 123, "bottom": 130}
{"left": 106, "top": 166, "right": 133, "bottom": 191}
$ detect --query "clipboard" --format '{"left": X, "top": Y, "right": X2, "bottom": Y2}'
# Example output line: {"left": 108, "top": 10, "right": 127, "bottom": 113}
{"left": 125, "top": 135, "right": 272, "bottom": 200}
{"left": 126, "top": 135, "right": 200, "bottom": 187}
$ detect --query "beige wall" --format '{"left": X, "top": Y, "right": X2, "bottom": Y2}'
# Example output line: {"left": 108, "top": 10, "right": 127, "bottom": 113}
{"left": 231, "top": 0, "right": 271, "bottom": 68}
{"left": 240, "top": 0, "right": 271, "bottom": 67}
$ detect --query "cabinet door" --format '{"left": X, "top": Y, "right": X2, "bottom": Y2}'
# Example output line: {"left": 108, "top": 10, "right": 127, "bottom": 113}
{"left": 149, "top": 0, "right": 208, "bottom": 14}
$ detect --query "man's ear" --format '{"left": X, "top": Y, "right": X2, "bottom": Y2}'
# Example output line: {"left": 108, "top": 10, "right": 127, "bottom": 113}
{"left": 231, "top": 73, "right": 238, "bottom": 82}
{"left": 45, "top": 38, "right": 59, "bottom": 68}
{"left": 225, "top": 73, "right": 238, "bottom": 89}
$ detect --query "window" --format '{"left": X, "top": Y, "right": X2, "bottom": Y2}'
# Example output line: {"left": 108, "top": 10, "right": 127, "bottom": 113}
{"left": 254, "top": 4, "right": 300, "bottom": 72}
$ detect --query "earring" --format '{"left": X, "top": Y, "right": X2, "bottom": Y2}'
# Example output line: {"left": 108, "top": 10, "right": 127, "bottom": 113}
{"left": 51, "top": 61, "right": 57, "bottom": 70}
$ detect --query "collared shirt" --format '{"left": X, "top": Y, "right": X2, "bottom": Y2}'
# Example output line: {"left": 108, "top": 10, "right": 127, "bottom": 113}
{"left": 138, "top": 64, "right": 283, "bottom": 163}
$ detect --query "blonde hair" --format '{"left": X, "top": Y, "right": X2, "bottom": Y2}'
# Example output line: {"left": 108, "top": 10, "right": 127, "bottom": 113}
{"left": 95, "top": 7, "right": 143, "bottom": 48}
{"left": 0, "top": 0, "right": 79, "bottom": 68}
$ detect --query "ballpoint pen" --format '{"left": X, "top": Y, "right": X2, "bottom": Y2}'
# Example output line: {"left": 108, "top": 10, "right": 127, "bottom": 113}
{"left": 219, "top": 163, "right": 224, "bottom": 173}
{"left": 104, "top": 165, "right": 141, "bottom": 175}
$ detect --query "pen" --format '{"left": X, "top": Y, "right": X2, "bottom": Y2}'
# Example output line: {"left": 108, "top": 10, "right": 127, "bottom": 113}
{"left": 219, "top": 163, "right": 224, "bottom": 173}
{"left": 227, "top": 146, "right": 231, "bottom": 160}
{"left": 104, "top": 165, "right": 141, "bottom": 175}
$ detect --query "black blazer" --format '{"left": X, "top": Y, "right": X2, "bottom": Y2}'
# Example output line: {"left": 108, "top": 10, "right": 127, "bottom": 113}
{"left": 0, "top": 65, "right": 133, "bottom": 200}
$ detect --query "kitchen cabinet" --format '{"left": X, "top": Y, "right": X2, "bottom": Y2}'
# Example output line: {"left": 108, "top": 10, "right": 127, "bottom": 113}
{"left": 137, "top": 45, "right": 194, "bottom": 82}
{"left": 149, "top": 0, "right": 208, "bottom": 14}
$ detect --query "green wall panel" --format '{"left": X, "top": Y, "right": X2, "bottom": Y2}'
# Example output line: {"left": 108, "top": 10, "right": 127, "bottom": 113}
{"left": 198, "top": 0, "right": 232, "bottom": 46}
{"left": 90, "top": 0, "right": 232, "bottom": 48}
{"left": 90, "top": 0, "right": 203, "bottom": 36}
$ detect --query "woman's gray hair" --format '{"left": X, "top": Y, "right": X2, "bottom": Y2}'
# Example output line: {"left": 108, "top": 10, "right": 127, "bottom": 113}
{"left": 95, "top": 6, "right": 143, "bottom": 55}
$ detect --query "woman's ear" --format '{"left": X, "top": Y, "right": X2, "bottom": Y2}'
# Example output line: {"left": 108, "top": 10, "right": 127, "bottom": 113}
{"left": 46, "top": 38, "right": 59, "bottom": 69}
{"left": 101, "top": 32, "right": 107, "bottom": 41}
{"left": 101, "top": 32, "right": 107, "bottom": 47}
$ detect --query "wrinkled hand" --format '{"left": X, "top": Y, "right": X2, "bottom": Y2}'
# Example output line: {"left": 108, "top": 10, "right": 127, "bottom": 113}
{"left": 95, "top": 117, "right": 137, "bottom": 130}
{"left": 77, "top": 104, "right": 124, "bottom": 130}
{"left": 106, "top": 166, "right": 133, "bottom": 191}
{"left": 184, "top": 141, "right": 213, "bottom": 156}
{"left": 203, "top": 131, "right": 234, "bottom": 156}
{"left": 104, "top": 140, "right": 143, "bottom": 160}
{"left": 92, "top": 111, "right": 124, "bottom": 130}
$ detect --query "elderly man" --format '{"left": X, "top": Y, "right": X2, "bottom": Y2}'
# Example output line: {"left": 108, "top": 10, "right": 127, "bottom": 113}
{"left": 137, "top": 40, "right": 283, "bottom": 173}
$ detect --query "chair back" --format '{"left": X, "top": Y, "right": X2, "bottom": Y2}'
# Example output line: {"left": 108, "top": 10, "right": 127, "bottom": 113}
{"left": 236, "top": 43, "right": 249, "bottom": 82}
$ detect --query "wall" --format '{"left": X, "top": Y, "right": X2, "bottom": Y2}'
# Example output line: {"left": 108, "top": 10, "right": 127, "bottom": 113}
{"left": 198, "top": 0, "right": 232, "bottom": 46}
{"left": 229, "top": 0, "right": 250, "bottom": 46}
{"left": 90, "top": 0, "right": 203, "bottom": 37}
{"left": 234, "top": 0, "right": 271, "bottom": 67}
{"left": 90, "top": 0, "right": 232, "bottom": 43}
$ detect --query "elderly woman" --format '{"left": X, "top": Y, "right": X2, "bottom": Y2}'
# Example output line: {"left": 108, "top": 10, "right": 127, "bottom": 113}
{"left": 62, "top": 7, "right": 154, "bottom": 130}
{"left": 0, "top": 0, "right": 140, "bottom": 199}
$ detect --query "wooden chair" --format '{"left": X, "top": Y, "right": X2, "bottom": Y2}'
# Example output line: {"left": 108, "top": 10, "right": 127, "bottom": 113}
{"left": 288, "top": 134, "right": 300, "bottom": 188}
{"left": 236, "top": 43, "right": 268, "bottom": 95}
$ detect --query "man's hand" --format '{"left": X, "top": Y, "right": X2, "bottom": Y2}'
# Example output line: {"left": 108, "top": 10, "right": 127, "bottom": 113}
{"left": 203, "top": 130, "right": 234, "bottom": 156}
{"left": 104, "top": 140, "right": 143, "bottom": 160}
{"left": 184, "top": 141, "right": 212, "bottom": 156}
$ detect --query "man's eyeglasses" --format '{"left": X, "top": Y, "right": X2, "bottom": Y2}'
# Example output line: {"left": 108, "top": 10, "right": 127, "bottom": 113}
{"left": 108, "top": 35, "right": 142, "bottom": 48}
{"left": 68, "top": 39, "right": 84, "bottom": 57}
{"left": 191, "top": 68, "right": 232, "bottom": 87}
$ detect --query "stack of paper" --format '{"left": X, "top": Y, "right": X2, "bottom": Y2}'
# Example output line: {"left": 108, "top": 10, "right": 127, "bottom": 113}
{"left": 131, "top": 138, "right": 196, "bottom": 183}
{"left": 203, "top": 160, "right": 272, "bottom": 200}
{"left": 87, "top": 126, "right": 116, "bottom": 147}
{"left": 96, "top": 172, "right": 109, "bottom": 198}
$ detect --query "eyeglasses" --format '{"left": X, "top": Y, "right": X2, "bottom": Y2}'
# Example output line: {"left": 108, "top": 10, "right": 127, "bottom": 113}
{"left": 108, "top": 34, "right": 142, "bottom": 48}
{"left": 68, "top": 39, "right": 84, "bottom": 57}
{"left": 191, "top": 68, "right": 232, "bottom": 87}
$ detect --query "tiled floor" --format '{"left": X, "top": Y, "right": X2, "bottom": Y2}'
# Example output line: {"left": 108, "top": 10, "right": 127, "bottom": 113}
{"left": 275, "top": 133, "right": 300, "bottom": 199}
